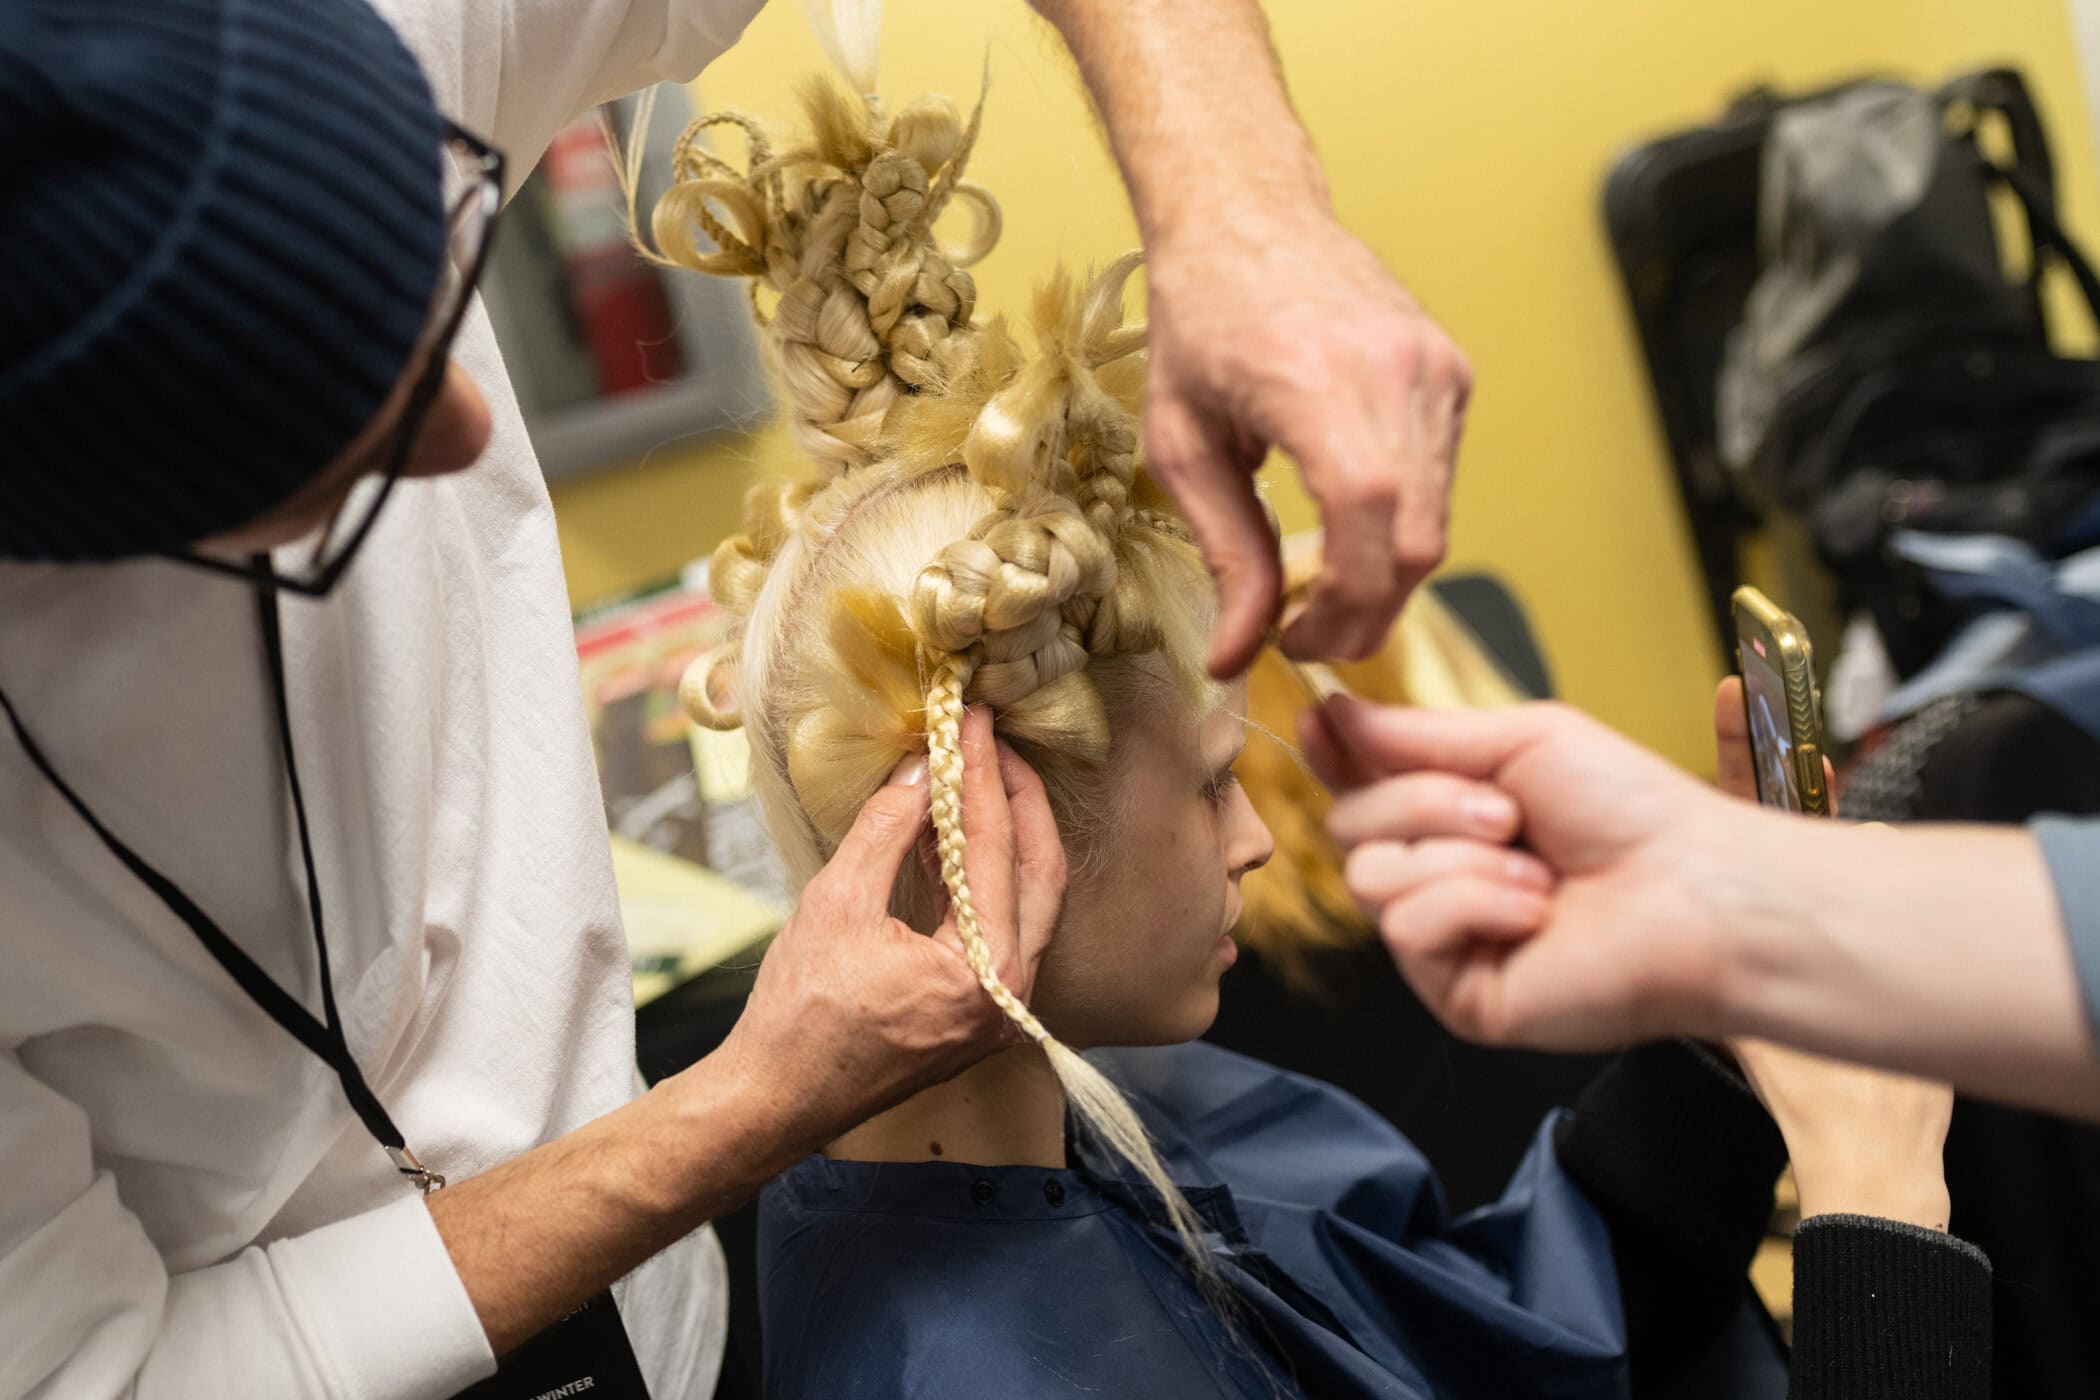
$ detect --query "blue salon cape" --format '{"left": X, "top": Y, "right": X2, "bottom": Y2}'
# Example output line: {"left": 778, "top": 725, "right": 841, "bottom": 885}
{"left": 758, "top": 1042, "right": 1629, "bottom": 1398}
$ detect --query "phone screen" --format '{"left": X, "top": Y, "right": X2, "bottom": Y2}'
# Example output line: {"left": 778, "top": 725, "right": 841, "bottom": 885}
{"left": 1738, "top": 637, "right": 1804, "bottom": 813}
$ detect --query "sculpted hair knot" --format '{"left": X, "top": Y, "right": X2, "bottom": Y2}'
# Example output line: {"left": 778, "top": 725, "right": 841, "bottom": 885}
{"left": 638, "top": 84, "right": 997, "bottom": 472}
{"left": 910, "top": 495, "right": 1112, "bottom": 649}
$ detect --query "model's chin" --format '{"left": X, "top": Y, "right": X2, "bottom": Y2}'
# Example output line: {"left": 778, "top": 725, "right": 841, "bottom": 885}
{"left": 1163, "top": 980, "right": 1226, "bottom": 1045}
{"left": 1052, "top": 960, "right": 1234, "bottom": 1048}
{"left": 1104, "top": 986, "right": 1226, "bottom": 1049}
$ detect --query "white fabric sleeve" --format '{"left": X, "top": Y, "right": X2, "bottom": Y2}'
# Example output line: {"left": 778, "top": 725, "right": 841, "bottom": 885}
{"left": 0, "top": 1052, "right": 493, "bottom": 1400}
{"left": 382, "top": 0, "right": 767, "bottom": 198}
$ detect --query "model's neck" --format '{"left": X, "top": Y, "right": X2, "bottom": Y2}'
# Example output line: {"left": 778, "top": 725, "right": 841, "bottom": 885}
{"left": 825, "top": 1042, "right": 1068, "bottom": 1167}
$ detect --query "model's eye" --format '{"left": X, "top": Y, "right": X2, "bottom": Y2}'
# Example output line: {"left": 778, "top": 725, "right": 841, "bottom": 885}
{"left": 1202, "top": 767, "right": 1241, "bottom": 805}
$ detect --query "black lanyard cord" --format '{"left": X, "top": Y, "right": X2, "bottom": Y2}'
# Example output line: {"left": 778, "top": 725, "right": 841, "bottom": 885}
{"left": 253, "top": 573, "right": 349, "bottom": 1055}
{"left": 0, "top": 564, "right": 442, "bottom": 1192}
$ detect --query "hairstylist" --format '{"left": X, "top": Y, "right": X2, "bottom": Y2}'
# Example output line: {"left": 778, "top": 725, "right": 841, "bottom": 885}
{"left": 1304, "top": 693, "right": 2100, "bottom": 1122}
{"left": 0, "top": 1, "right": 1465, "bottom": 1397}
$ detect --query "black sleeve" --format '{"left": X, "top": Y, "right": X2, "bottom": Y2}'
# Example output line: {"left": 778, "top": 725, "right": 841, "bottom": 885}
{"left": 1552, "top": 1041, "right": 1786, "bottom": 1396}
{"left": 1789, "top": 1214, "right": 1992, "bottom": 1400}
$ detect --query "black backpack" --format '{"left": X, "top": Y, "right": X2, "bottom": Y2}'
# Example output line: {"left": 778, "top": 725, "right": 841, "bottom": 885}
{"left": 1717, "top": 69, "right": 2100, "bottom": 675}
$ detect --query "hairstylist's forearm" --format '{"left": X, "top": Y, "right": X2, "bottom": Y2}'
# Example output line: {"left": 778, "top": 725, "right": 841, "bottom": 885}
{"left": 1029, "top": 0, "right": 1329, "bottom": 245}
{"left": 427, "top": 728, "right": 1067, "bottom": 1356}
{"left": 1715, "top": 818, "right": 2100, "bottom": 1118}
{"left": 425, "top": 1045, "right": 818, "bottom": 1357}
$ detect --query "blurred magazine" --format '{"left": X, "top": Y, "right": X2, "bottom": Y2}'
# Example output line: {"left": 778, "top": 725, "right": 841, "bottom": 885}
{"left": 575, "top": 566, "right": 788, "bottom": 1002}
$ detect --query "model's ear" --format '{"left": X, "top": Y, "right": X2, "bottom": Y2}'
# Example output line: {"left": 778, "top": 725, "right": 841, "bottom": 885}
{"left": 678, "top": 643, "right": 744, "bottom": 731}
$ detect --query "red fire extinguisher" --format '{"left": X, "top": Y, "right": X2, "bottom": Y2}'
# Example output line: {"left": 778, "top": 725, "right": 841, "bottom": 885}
{"left": 542, "top": 114, "right": 685, "bottom": 396}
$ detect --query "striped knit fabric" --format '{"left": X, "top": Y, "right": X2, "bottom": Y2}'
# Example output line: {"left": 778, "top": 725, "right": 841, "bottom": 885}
{"left": 1789, "top": 1214, "right": 1993, "bottom": 1400}
{"left": 0, "top": 0, "right": 447, "bottom": 560}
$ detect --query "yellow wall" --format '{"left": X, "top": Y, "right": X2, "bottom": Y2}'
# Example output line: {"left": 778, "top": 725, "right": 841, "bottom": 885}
{"left": 552, "top": 0, "right": 2100, "bottom": 769}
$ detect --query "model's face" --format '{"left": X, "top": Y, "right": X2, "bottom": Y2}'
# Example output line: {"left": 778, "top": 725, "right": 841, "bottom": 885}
{"left": 1031, "top": 679, "right": 1274, "bottom": 1048}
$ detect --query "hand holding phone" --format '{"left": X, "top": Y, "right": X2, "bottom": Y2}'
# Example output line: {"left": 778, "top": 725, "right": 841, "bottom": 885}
{"left": 1731, "top": 586, "right": 1830, "bottom": 817}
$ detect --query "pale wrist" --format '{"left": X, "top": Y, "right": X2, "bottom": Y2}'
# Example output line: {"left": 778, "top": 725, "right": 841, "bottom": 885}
{"left": 1796, "top": 1173, "right": 1951, "bottom": 1232}
{"left": 1700, "top": 806, "right": 1850, "bottom": 1041}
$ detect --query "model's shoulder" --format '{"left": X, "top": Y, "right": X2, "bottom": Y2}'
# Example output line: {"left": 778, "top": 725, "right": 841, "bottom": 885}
{"left": 1093, "top": 1042, "right": 1403, "bottom": 1146}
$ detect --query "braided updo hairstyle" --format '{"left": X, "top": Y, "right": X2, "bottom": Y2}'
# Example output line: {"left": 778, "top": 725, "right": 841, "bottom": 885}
{"left": 644, "top": 81, "right": 1221, "bottom": 1263}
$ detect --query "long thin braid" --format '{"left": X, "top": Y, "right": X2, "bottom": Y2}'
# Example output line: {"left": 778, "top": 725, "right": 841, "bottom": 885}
{"left": 925, "top": 650, "right": 1047, "bottom": 1036}
{"left": 923, "top": 650, "right": 1217, "bottom": 1277}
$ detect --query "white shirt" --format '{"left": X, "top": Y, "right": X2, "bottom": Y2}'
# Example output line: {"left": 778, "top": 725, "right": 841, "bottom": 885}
{"left": 0, "top": 1, "right": 765, "bottom": 1396}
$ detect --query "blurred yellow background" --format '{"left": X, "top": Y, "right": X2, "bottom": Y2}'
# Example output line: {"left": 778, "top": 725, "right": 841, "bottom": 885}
{"left": 550, "top": 0, "right": 2100, "bottom": 771}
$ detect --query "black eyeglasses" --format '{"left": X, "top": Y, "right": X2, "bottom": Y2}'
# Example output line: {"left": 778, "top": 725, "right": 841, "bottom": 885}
{"left": 171, "top": 120, "right": 506, "bottom": 597}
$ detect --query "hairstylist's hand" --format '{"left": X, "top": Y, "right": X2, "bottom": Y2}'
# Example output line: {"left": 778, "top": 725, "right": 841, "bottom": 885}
{"left": 1310, "top": 694, "right": 1749, "bottom": 1050}
{"left": 714, "top": 706, "right": 1065, "bottom": 1147}
{"left": 1145, "top": 216, "right": 1471, "bottom": 677}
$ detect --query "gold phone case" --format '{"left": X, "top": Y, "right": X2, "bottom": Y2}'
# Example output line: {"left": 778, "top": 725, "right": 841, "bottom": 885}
{"left": 1731, "top": 586, "right": 1830, "bottom": 817}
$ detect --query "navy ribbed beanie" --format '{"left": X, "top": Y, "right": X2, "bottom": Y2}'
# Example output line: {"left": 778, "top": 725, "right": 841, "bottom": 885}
{"left": 0, "top": 0, "right": 448, "bottom": 561}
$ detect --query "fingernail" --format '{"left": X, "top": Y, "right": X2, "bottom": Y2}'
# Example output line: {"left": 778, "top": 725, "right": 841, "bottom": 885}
{"left": 1504, "top": 851, "right": 1552, "bottom": 889}
{"left": 888, "top": 755, "right": 928, "bottom": 788}
{"left": 1463, "top": 790, "right": 1518, "bottom": 831}
{"left": 1502, "top": 887, "right": 1550, "bottom": 927}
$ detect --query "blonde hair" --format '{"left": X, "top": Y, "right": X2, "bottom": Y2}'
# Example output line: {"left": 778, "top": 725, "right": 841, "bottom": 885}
{"left": 640, "top": 80, "right": 1223, "bottom": 1266}
{"left": 1238, "top": 585, "right": 1530, "bottom": 991}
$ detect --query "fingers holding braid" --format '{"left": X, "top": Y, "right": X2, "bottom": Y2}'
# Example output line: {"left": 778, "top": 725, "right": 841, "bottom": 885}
{"left": 924, "top": 705, "right": 1063, "bottom": 1012}
{"left": 921, "top": 648, "right": 1213, "bottom": 1265}
{"left": 924, "top": 653, "right": 1050, "bottom": 1043}
{"left": 996, "top": 738, "right": 1064, "bottom": 984}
